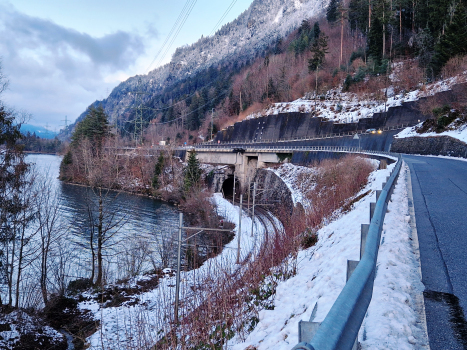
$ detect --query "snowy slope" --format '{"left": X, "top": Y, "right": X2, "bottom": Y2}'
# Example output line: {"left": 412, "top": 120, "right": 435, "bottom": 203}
{"left": 396, "top": 122, "right": 467, "bottom": 144}
{"left": 91, "top": 0, "right": 329, "bottom": 123}
{"left": 80, "top": 195, "right": 275, "bottom": 349}
{"left": 245, "top": 69, "right": 467, "bottom": 125}
{"left": 229, "top": 163, "right": 429, "bottom": 349}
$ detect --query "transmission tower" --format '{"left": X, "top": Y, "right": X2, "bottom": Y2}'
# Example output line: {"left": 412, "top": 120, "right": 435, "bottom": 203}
{"left": 61, "top": 116, "right": 69, "bottom": 132}
{"left": 130, "top": 78, "right": 150, "bottom": 146}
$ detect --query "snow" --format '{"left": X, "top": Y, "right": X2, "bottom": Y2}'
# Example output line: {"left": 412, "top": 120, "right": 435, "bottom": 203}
{"left": 228, "top": 162, "right": 428, "bottom": 349}
{"left": 267, "top": 158, "right": 380, "bottom": 210}
{"left": 268, "top": 163, "right": 317, "bottom": 208}
{"left": 0, "top": 310, "right": 65, "bottom": 349}
{"left": 243, "top": 70, "right": 467, "bottom": 126}
{"left": 81, "top": 194, "right": 275, "bottom": 349}
{"left": 360, "top": 164, "right": 428, "bottom": 349}
{"left": 82, "top": 159, "right": 428, "bottom": 349}
{"left": 396, "top": 122, "right": 467, "bottom": 144}
{"left": 273, "top": 7, "right": 284, "bottom": 23}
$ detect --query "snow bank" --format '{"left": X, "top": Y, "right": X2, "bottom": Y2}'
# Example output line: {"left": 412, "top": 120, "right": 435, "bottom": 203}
{"left": 81, "top": 195, "right": 272, "bottom": 349}
{"left": 396, "top": 122, "right": 467, "bottom": 144}
{"left": 361, "top": 164, "right": 428, "bottom": 349}
{"left": 229, "top": 162, "right": 428, "bottom": 349}
{"left": 268, "top": 163, "right": 317, "bottom": 209}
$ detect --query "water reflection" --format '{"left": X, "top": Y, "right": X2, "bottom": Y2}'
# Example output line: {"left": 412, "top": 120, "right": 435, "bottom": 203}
{"left": 26, "top": 154, "right": 180, "bottom": 282}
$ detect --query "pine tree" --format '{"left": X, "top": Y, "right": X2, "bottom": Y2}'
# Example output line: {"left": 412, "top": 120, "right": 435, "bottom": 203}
{"left": 430, "top": 2, "right": 467, "bottom": 78}
{"left": 72, "top": 105, "right": 109, "bottom": 149}
{"left": 308, "top": 34, "right": 329, "bottom": 72}
{"left": 152, "top": 153, "right": 165, "bottom": 189}
{"left": 368, "top": 14, "right": 384, "bottom": 62}
{"left": 349, "top": 0, "right": 369, "bottom": 32}
{"left": 327, "top": 0, "right": 341, "bottom": 23}
{"left": 184, "top": 151, "right": 202, "bottom": 192}
{"left": 313, "top": 22, "right": 321, "bottom": 39}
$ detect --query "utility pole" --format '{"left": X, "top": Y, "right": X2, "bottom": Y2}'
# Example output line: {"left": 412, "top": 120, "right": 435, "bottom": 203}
{"left": 211, "top": 108, "right": 214, "bottom": 140}
{"left": 45, "top": 123, "right": 49, "bottom": 138}
{"left": 251, "top": 182, "right": 256, "bottom": 237}
{"left": 174, "top": 212, "right": 182, "bottom": 325}
{"left": 236, "top": 194, "right": 243, "bottom": 264}
{"left": 174, "top": 213, "right": 235, "bottom": 326}
{"left": 239, "top": 91, "right": 242, "bottom": 114}
{"left": 247, "top": 177, "right": 251, "bottom": 212}
{"left": 232, "top": 173, "right": 236, "bottom": 207}
{"left": 130, "top": 77, "right": 150, "bottom": 147}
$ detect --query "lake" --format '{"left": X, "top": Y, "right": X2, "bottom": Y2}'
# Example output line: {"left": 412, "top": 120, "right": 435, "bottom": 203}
{"left": 27, "top": 154, "right": 181, "bottom": 283}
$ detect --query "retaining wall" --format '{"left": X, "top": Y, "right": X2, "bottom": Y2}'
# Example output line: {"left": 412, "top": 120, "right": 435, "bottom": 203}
{"left": 391, "top": 135, "right": 467, "bottom": 158}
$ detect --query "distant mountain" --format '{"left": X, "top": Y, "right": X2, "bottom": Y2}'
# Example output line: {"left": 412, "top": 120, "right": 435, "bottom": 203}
{"left": 73, "top": 0, "right": 328, "bottom": 129}
{"left": 20, "top": 124, "right": 58, "bottom": 139}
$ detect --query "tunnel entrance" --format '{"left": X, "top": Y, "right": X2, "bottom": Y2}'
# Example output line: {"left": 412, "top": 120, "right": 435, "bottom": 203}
{"left": 221, "top": 176, "right": 240, "bottom": 199}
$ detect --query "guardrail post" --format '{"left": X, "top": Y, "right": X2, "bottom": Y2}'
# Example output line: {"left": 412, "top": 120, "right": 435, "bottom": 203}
{"left": 370, "top": 202, "right": 376, "bottom": 221}
{"left": 346, "top": 260, "right": 359, "bottom": 282}
{"left": 375, "top": 190, "right": 382, "bottom": 202}
{"left": 346, "top": 261, "right": 360, "bottom": 350}
{"left": 297, "top": 303, "right": 320, "bottom": 345}
{"left": 360, "top": 224, "right": 370, "bottom": 259}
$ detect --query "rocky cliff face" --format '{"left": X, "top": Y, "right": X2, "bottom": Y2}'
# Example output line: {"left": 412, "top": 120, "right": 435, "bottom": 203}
{"left": 391, "top": 135, "right": 467, "bottom": 158}
{"left": 255, "top": 168, "right": 294, "bottom": 212}
{"left": 72, "top": 0, "right": 328, "bottom": 129}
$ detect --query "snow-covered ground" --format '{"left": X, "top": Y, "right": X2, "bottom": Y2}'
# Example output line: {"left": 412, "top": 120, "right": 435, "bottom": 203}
{"left": 245, "top": 71, "right": 467, "bottom": 125}
{"left": 228, "top": 162, "right": 429, "bottom": 349}
{"left": 80, "top": 195, "right": 274, "bottom": 349}
{"left": 81, "top": 159, "right": 428, "bottom": 349}
{"left": 396, "top": 121, "right": 467, "bottom": 144}
{"left": 0, "top": 311, "right": 65, "bottom": 349}
{"left": 268, "top": 163, "right": 317, "bottom": 209}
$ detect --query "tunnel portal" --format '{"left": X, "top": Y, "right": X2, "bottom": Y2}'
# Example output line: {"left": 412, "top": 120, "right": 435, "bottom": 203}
{"left": 221, "top": 176, "right": 240, "bottom": 199}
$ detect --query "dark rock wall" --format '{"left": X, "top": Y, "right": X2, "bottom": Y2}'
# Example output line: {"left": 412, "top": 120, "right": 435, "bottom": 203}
{"left": 254, "top": 169, "right": 294, "bottom": 211}
{"left": 215, "top": 83, "right": 467, "bottom": 146}
{"left": 216, "top": 100, "right": 427, "bottom": 144}
{"left": 391, "top": 136, "right": 467, "bottom": 158}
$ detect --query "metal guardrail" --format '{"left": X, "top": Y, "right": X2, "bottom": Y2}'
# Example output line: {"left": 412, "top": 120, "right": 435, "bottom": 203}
{"left": 291, "top": 155, "right": 403, "bottom": 350}
{"left": 192, "top": 145, "right": 397, "bottom": 158}
{"left": 196, "top": 123, "right": 411, "bottom": 146}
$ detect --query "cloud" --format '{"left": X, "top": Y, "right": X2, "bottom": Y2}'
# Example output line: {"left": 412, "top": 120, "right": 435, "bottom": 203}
{"left": 0, "top": 3, "right": 154, "bottom": 128}
{"left": 0, "top": 4, "right": 146, "bottom": 70}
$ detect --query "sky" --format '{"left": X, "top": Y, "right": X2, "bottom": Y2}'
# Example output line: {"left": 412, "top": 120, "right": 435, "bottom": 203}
{"left": 0, "top": 0, "right": 254, "bottom": 130}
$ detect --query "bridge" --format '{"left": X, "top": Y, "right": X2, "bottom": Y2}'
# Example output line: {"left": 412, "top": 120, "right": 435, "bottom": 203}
{"left": 191, "top": 144, "right": 394, "bottom": 193}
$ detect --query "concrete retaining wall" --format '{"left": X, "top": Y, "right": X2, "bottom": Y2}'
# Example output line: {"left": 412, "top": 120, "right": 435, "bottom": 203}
{"left": 391, "top": 135, "right": 467, "bottom": 158}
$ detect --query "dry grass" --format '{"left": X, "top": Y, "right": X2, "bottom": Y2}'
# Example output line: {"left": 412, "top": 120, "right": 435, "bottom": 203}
{"left": 152, "top": 155, "right": 375, "bottom": 349}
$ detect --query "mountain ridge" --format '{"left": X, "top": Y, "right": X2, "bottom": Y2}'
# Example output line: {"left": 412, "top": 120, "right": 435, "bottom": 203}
{"left": 69, "top": 0, "right": 328, "bottom": 134}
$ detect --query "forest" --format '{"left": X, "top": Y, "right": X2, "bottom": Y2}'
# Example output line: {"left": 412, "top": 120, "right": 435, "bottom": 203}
{"left": 109, "top": 0, "right": 467, "bottom": 147}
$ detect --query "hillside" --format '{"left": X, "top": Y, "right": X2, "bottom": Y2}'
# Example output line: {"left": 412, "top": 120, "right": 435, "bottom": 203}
{"left": 66, "top": 0, "right": 467, "bottom": 148}
{"left": 67, "top": 0, "right": 328, "bottom": 136}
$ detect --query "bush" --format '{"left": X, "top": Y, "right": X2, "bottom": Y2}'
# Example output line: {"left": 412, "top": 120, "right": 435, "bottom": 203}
{"left": 67, "top": 278, "right": 92, "bottom": 295}
{"left": 349, "top": 49, "right": 365, "bottom": 64}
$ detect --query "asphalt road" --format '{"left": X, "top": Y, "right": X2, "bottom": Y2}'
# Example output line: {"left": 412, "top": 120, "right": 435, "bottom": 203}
{"left": 404, "top": 155, "right": 467, "bottom": 349}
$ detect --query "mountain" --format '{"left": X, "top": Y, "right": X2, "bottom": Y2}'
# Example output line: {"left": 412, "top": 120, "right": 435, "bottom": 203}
{"left": 69, "top": 0, "right": 328, "bottom": 134}
{"left": 20, "top": 124, "right": 58, "bottom": 139}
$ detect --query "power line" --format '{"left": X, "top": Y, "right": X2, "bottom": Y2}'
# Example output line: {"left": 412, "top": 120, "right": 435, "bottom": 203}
{"left": 119, "top": 0, "right": 242, "bottom": 136}
{"left": 151, "top": 89, "right": 228, "bottom": 126}
{"left": 208, "top": 0, "right": 238, "bottom": 37}
{"left": 145, "top": 0, "right": 197, "bottom": 73}
{"left": 156, "top": 0, "right": 197, "bottom": 69}
{"left": 145, "top": 0, "right": 192, "bottom": 73}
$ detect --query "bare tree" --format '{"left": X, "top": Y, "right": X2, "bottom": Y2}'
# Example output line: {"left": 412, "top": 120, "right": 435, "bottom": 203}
{"left": 35, "top": 172, "right": 64, "bottom": 305}
{"left": 74, "top": 139, "right": 128, "bottom": 287}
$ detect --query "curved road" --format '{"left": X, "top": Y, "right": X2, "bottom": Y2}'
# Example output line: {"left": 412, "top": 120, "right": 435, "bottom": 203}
{"left": 404, "top": 155, "right": 467, "bottom": 349}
